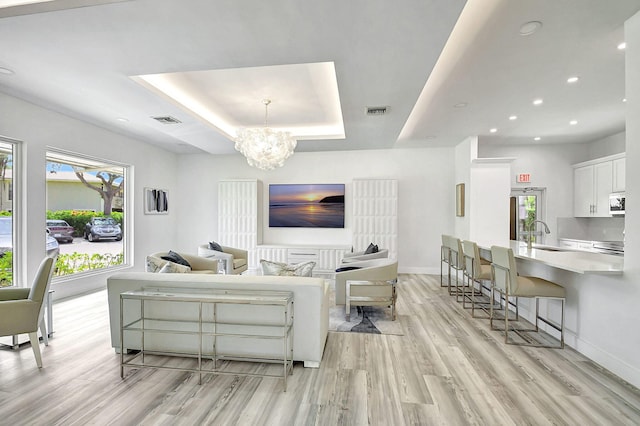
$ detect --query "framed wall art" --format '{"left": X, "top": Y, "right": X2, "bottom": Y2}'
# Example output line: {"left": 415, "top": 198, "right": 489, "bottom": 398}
{"left": 456, "top": 183, "right": 465, "bottom": 217}
{"left": 144, "top": 187, "right": 169, "bottom": 214}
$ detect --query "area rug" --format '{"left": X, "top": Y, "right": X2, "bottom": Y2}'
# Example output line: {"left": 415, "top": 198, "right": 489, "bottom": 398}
{"left": 327, "top": 281, "right": 403, "bottom": 335}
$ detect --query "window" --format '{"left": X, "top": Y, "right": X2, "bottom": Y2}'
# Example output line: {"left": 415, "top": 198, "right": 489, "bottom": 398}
{"left": 0, "top": 139, "right": 16, "bottom": 287}
{"left": 46, "top": 150, "right": 128, "bottom": 278}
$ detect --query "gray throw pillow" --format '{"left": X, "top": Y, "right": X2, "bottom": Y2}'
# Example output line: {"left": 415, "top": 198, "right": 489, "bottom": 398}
{"left": 364, "top": 243, "right": 379, "bottom": 254}
{"left": 161, "top": 250, "right": 191, "bottom": 267}
{"left": 208, "top": 241, "right": 223, "bottom": 252}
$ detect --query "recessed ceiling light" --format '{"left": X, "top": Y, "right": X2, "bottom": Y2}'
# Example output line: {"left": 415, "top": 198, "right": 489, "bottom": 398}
{"left": 567, "top": 76, "right": 579, "bottom": 83}
{"left": 618, "top": 42, "right": 627, "bottom": 50}
{"left": 116, "top": 117, "right": 129, "bottom": 123}
{"left": 454, "top": 102, "right": 468, "bottom": 108}
{"left": 623, "top": 98, "right": 627, "bottom": 102}
{"left": 520, "top": 21, "right": 542, "bottom": 36}
{"left": 533, "top": 98, "right": 543, "bottom": 106}
{"left": 0, "top": 67, "right": 14, "bottom": 75}
{"left": 534, "top": 137, "right": 541, "bottom": 141}
{"left": 509, "top": 115, "right": 517, "bottom": 121}
{"left": 569, "top": 120, "right": 578, "bottom": 125}
{"left": 489, "top": 128, "right": 497, "bottom": 133}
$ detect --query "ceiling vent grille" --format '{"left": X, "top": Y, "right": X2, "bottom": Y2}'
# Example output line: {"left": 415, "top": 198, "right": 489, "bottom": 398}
{"left": 152, "top": 115, "right": 182, "bottom": 124}
{"left": 365, "top": 106, "right": 388, "bottom": 116}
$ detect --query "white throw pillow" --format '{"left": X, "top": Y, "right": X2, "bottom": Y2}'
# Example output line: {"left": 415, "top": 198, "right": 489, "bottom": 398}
{"left": 260, "top": 259, "right": 315, "bottom": 277}
{"left": 158, "top": 261, "right": 192, "bottom": 273}
{"left": 146, "top": 255, "right": 167, "bottom": 273}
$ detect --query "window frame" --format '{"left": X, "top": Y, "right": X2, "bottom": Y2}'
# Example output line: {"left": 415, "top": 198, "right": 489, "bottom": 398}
{"left": 46, "top": 148, "right": 132, "bottom": 283}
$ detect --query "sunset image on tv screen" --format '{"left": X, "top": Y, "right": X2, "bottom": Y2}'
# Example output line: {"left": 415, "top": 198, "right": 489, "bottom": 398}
{"left": 269, "top": 184, "right": 345, "bottom": 228}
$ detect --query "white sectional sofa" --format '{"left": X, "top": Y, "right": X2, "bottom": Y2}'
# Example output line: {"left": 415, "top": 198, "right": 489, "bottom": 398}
{"left": 107, "top": 272, "right": 329, "bottom": 368}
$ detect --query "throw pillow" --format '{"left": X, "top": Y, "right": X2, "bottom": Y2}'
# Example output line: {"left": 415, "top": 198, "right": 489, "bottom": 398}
{"left": 146, "top": 255, "right": 168, "bottom": 273}
{"left": 161, "top": 250, "right": 191, "bottom": 267}
{"left": 158, "top": 261, "right": 192, "bottom": 273}
{"left": 335, "top": 266, "right": 362, "bottom": 272}
{"left": 208, "top": 241, "right": 223, "bottom": 252}
{"left": 364, "top": 243, "right": 379, "bottom": 254}
{"left": 260, "top": 259, "right": 316, "bottom": 277}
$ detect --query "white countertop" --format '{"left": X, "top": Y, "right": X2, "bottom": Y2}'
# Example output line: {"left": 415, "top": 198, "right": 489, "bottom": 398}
{"left": 478, "top": 240, "right": 623, "bottom": 275}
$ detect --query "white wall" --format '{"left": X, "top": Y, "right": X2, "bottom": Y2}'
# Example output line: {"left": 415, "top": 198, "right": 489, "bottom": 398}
{"left": 453, "top": 136, "right": 474, "bottom": 239}
{"left": 0, "top": 93, "right": 178, "bottom": 299}
{"left": 479, "top": 142, "right": 602, "bottom": 244}
{"left": 174, "top": 148, "right": 455, "bottom": 274}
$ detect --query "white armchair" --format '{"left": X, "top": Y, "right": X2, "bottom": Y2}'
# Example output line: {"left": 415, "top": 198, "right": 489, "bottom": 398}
{"left": 197, "top": 244, "right": 248, "bottom": 275}
{"left": 334, "top": 258, "right": 398, "bottom": 306}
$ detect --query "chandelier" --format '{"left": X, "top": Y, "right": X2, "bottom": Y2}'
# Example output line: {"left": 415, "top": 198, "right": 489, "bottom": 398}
{"left": 235, "top": 99, "right": 297, "bottom": 171}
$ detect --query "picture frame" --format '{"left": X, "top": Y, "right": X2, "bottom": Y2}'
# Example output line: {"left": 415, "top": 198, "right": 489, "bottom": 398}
{"left": 456, "top": 183, "right": 465, "bottom": 217}
{"left": 144, "top": 187, "right": 169, "bottom": 214}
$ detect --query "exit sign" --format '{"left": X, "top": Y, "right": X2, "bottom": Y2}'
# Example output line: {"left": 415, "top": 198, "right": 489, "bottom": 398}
{"left": 517, "top": 173, "right": 531, "bottom": 183}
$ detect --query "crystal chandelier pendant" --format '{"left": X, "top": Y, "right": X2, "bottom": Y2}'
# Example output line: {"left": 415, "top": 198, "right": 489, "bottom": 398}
{"left": 235, "top": 99, "right": 297, "bottom": 171}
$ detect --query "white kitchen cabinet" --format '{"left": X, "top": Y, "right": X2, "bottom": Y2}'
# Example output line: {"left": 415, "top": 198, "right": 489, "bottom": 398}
{"left": 613, "top": 157, "right": 625, "bottom": 192}
{"left": 573, "top": 157, "right": 616, "bottom": 217}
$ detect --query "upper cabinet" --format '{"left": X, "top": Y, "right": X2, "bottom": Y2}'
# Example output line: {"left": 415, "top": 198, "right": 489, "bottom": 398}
{"left": 612, "top": 157, "right": 625, "bottom": 193}
{"left": 573, "top": 154, "right": 624, "bottom": 217}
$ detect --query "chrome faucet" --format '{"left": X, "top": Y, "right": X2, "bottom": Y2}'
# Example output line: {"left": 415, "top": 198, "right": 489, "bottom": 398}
{"left": 527, "top": 220, "right": 551, "bottom": 250}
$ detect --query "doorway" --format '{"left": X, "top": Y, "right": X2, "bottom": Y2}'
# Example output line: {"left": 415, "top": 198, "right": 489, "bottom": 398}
{"left": 510, "top": 188, "right": 547, "bottom": 244}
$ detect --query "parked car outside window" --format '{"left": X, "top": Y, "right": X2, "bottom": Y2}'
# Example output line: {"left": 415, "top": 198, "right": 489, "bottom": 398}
{"left": 0, "top": 217, "right": 59, "bottom": 257}
{"left": 84, "top": 217, "right": 122, "bottom": 242}
{"left": 46, "top": 219, "right": 75, "bottom": 243}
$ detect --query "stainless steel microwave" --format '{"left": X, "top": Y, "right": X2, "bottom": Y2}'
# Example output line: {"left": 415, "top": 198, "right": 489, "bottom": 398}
{"left": 609, "top": 193, "right": 625, "bottom": 215}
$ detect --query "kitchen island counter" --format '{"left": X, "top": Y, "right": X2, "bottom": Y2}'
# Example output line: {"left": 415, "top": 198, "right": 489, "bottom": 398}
{"left": 479, "top": 240, "right": 623, "bottom": 275}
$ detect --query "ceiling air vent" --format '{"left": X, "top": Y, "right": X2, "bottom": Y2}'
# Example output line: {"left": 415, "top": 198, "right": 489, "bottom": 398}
{"left": 365, "top": 106, "right": 389, "bottom": 116}
{"left": 152, "top": 115, "right": 182, "bottom": 124}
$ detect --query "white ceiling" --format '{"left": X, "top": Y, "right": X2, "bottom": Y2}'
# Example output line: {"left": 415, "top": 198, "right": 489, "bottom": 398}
{"left": 0, "top": 0, "right": 638, "bottom": 156}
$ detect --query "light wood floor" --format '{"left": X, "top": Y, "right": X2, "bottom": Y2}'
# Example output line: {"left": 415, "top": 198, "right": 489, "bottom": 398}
{"left": 1, "top": 274, "right": 639, "bottom": 425}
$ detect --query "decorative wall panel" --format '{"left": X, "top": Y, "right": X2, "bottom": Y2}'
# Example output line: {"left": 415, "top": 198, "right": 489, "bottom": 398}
{"left": 352, "top": 179, "right": 398, "bottom": 259}
{"left": 218, "top": 180, "right": 261, "bottom": 266}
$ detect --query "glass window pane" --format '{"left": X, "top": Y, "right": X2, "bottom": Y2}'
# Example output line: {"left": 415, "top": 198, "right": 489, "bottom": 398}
{"left": 46, "top": 151, "right": 127, "bottom": 278}
{"left": 0, "top": 141, "right": 14, "bottom": 287}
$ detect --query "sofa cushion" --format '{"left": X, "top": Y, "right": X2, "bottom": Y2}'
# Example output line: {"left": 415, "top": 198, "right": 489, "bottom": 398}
{"left": 146, "top": 255, "right": 168, "bottom": 273}
{"left": 208, "top": 241, "right": 223, "bottom": 252}
{"left": 161, "top": 250, "right": 191, "bottom": 267}
{"left": 158, "top": 261, "right": 192, "bottom": 273}
{"left": 261, "top": 259, "right": 316, "bottom": 277}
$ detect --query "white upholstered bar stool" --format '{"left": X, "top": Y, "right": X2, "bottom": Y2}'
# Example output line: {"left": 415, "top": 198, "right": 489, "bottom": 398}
{"left": 440, "top": 234, "right": 451, "bottom": 288}
{"left": 444, "top": 235, "right": 465, "bottom": 302}
{"left": 461, "top": 240, "right": 496, "bottom": 318}
{"left": 490, "top": 246, "right": 566, "bottom": 348}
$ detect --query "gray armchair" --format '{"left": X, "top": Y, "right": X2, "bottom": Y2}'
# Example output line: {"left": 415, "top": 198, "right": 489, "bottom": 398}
{"left": 0, "top": 256, "right": 56, "bottom": 368}
{"left": 197, "top": 244, "right": 248, "bottom": 275}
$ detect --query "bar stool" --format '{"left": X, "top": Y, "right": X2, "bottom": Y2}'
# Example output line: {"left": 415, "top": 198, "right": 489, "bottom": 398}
{"left": 443, "top": 236, "right": 471, "bottom": 299}
{"left": 461, "top": 240, "right": 496, "bottom": 318}
{"left": 440, "top": 235, "right": 451, "bottom": 288}
{"left": 490, "top": 245, "right": 566, "bottom": 348}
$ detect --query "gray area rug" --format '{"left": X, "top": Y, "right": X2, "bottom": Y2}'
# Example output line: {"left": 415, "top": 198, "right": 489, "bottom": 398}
{"left": 328, "top": 281, "right": 403, "bottom": 335}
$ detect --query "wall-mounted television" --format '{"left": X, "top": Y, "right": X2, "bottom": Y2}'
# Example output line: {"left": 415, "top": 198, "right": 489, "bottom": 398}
{"left": 269, "top": 184, "right": 345, "bottom": 228}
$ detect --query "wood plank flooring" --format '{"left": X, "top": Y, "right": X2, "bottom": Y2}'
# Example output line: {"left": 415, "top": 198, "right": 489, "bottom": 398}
{"left": 1, "top": 274, "right": 639, "bottom": 425}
